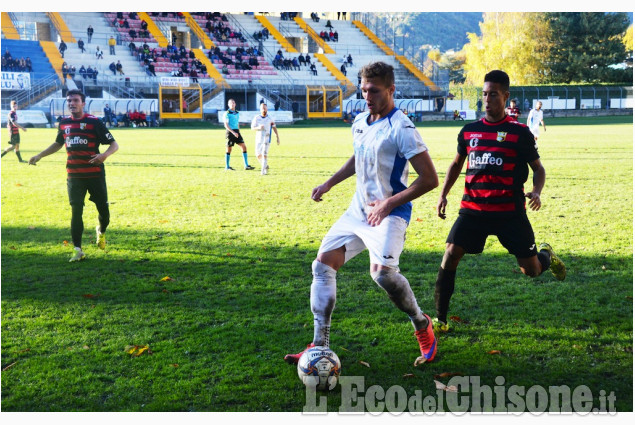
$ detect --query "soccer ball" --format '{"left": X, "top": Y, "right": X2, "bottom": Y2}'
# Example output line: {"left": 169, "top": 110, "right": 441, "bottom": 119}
{"left": 297, "top": 346, "right": 341, "bottom": 391}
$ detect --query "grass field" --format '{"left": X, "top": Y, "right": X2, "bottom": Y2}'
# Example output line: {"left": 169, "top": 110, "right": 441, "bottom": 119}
{"left": 1, "top": 115, "right": 632, "bottom": 412}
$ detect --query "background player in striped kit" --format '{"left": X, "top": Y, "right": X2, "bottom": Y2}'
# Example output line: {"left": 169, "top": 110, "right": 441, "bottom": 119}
{"left": 29, "top": 90, "right": 119, "bottom": 262}
{"left": 250, "top": 102, "right": 280, "bottom": 175}
{"left": 433, "top": 70, "right": 565, "bottom": 333}
{"left": 284, "top": 62, "right": 439, "bottom": 367}
{"left": 2, "top": 100, "right": 28, "bottom": 163}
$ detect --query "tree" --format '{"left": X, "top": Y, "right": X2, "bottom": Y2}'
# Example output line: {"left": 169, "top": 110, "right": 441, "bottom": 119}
{"left": 439, "top": 50, "right": 466, "bottom": 84}
{"left": 463, "top": 13, "right": 552, "bottom": 86}
{"left": 546, "top": 12, "right": 630, "bottom": 83}
{"left": 623, "top": 25, "right": 633, "bottom": 56}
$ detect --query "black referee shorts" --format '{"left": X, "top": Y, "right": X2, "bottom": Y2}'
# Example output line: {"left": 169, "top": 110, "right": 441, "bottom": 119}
{"left": 67, "top": 176, "right": 109, "bottom": 207}
{"left": 446, "top": 213, "right": 538, "bottom": 258}
{"left": 226, "top": 129, "right": 245, "bottom": 147}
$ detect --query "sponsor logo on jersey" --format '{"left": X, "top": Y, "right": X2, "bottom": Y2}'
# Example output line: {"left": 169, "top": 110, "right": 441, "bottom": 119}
{"left": 80, "top": 123, "right": 87, "bottom": 130}
{"left": 355, "top": 129, "right": 363, "bottom": 134}
{"left": 469, "top": 138, "right": 479, "bottom": 147}
{"left": 65, "top": 136, "right": 89, "bottom": 146}
{"left": 468, "top": 151, "right": 503, "bottom": 169}
{"left": 496, "top": 132, "right": 507, "bottom": 142}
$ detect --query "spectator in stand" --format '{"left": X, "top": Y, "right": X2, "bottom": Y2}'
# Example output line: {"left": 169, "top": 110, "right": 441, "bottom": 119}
{"left": 117, "top": 12, "right": 124, "bottom": 19}
{"left": 61, "top": 62, "right": 69, "bottom": 81}
{"left": 333, "top": 30, "right": 338, "bottom": 42}
{"left": 128, "top": 41, "right": 136, "bottom": 54}
{"left": 147, "top": 62, "right": 156, "bottom": 76}
{"left": 305, "top": 53, "right": 311, "bottom": 66}
{"left": 141, "top": 20, "right": 148, "bottom": 31}
{"left": 347, "top": 54, "right": 353, "bottom": 66}
{"left": 78, "top": 38, "right": 86, "bottom": 53}
{"left": 85, "top": 66, "right": 93, "bottom": 81}
{"left": 95, "top": 46, "right": 104, "bottom": 59}
{"left": 129, "top": 110, "right": 138, "bottom": 126}
{"left": 87, "top": 25, "right": 94, "bottom": 43}
{"left": 311, "top": 12, "right": 320, "bottom": 22}
{"left": 292, "top": 57, "right": 300, "bottom": 71}
{"left": 116, "top": 60, "right": 124, "bottom": 75}
{"left": 122, "top": 18, "right": 130, "bottom": 29}
{"left": 298, "top": 54, "right": 306, "bottom": 66}
{"left": 108, "top": 36, "right": 116, "bottom": 55}
{"left": 59, "top": 40, "right": 67, "bottom": 58}
{"left": 25, "top": 57, "right": 32, "bottom": 72}
{"left": 68, "top": 65, "right": 76, "bottom": 79}
{"left": 129, "top": 12, "right": 137, "bottom": 19}
{"left": 129, "top": 29, "right": 137, "bottom": 41}
{"left": 79, "top": 65, "right": 87, "bottom": 79}
{"left": 190, "top": 68, "right": 198, "bottom": 83}
{"left": 340, "top": 63, "right": 347, "bottom": 76}
{"left": 109, "top": 61, "right": 116, "bottom": 75}
{"left": 310, "top": 63, "right": 317, "bottom": 76}
{"left": 325, "top": 20, "right": 333, "bottom": 29}
{"left": 329, "top": 30, "right": 335, "bottom": 41}
{"left": 221, "top": 64, "right": 229, "bottom": 75}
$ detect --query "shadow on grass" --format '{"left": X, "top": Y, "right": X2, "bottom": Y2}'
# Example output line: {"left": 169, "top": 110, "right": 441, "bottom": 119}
{"left": 1, "top": 225, "right": 632, "bottom": 411}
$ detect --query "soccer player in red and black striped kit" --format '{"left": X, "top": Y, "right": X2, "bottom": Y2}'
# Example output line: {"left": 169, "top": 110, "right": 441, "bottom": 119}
{"left": 29, "top": 90, "right": 119, "bottom": 262}
{"left": 2, "top": 100, "right": 28, "bottom": 162}
{"left": 432, "top": 70, "right": 565, "bottom": 333}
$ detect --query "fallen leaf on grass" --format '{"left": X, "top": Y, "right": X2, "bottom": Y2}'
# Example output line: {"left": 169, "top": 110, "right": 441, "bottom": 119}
{"left": 488, "top": 350, "right": 501, "bottom": 355}
{"left": 434, "top": 372, "right": 462, "bottom": 379}
{"left": 415, "top": 218, "right": 423, "bottom": 222}
{"left": 82, "top": 294, "right": 99, "bottom": 299}
{"left": 63, "top": 240, "right": 69, "bottom": 246}
{"left": 18, "top": 348, "right": 31, "bottom": 353}
{"left": 601, "top": 265, "right": 606, "bottom": 271}
{"left": 15, "top": 183, "right": 22, "bottom": 186}
{"left": 162, "top": 289, "right": 170, "bottom": 293}
{"left": 125, "top": 345, "right": 151, "bottom": 357}
{"left": 359, "top": 361, "right": 370, "bottom": 368}
{"left": 449, "top": 315, "right": 468, "bottom": 324}
{"left": 170, "top": 364, "right": 179, "bottom": 368}
{"left": 434, "top": 380, "right": 458, "bottom": 392}
{"left": 83, "top": 345, "right": 90, "bottom": 350}
{"left": 402, "top": 373, "right": 415, "bottom": 379}
{"left": 339, "top": 347, "right": 350, "bottom": 352}
{"left": 226, "top": 253, "right": 233, "bottom": 257}
{"left": 158, "top": 220, "right": 168, "bottom": 224}
{"left": 211, "top": 194, "right": 217, "bottom": 197}
{"left": 160, "top": 276, "right": 173, "bottom": 282}
{"left": 2, "top": 362, "right": 17, "bottom": 372}
{"left": 9, "top": 246, "right": 16, "bottom": 250}
{"left": 28, "top": 226, "right": 35, "bottom": 230}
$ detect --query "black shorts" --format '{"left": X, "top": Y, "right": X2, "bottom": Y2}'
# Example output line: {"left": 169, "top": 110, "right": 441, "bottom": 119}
{"left": 446, "top": 213, "right": 537, "bottom": 258}
{"left": 67, "top": 176, "right": 109, "bottom": 207}
{"left": 9, "top": 133, "right": 20, "bottom": 145}
{"left": 226, "top": 129, "right": 244, "bottom": 147}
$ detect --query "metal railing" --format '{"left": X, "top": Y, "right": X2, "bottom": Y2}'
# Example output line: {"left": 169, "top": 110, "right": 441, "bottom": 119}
{"left": 2, "top": 73, "right": 62, "bottom": 109}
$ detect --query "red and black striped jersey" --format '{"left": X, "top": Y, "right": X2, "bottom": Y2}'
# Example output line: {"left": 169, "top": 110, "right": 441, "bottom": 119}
{"left": 55, "top": 114, "right": 115, "bottom": 179}
{"left": 8, "top": 111, "right": 19, "bottom": 134}
{"left": 505, "top": 107, "right": 520, "bottom": 121}
{"left": 457, "top": 116, "right": 539, "bottom": 217}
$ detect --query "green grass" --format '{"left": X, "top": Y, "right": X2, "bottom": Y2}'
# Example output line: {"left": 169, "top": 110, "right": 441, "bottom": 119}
{"left": 1, "top": 115, "right": 632, "bottom": 412}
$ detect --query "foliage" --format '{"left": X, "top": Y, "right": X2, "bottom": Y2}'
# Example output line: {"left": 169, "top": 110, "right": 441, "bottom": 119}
{"left": 545, "top": 12, "right": 631, "bottom": 84}
{"left": 463, "top": 13, "right": 552, "bottom": 86}
{"left": 439, "top": 50, "right": 467, "bottom": 84}
{"left": 1, "top": 119, "right": 633, "bottom": 411}
{"left": 622, "top": 25, "right": 633, "bottom": 55}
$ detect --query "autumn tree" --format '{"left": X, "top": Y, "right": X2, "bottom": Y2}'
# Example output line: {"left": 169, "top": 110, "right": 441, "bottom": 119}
{"left": 463, "top": 12, "right": 552, "bottom": 86}
{"left": 545, "top": 12, "right": 630, "bottom": 83}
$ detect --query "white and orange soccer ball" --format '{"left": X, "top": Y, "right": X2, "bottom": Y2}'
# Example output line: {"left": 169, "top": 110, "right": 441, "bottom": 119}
{"left": 297, "top": 346, "right": 341, "bottom": 391}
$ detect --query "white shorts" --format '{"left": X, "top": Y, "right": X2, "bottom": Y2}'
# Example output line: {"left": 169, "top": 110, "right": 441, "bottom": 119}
{"left": 529, "top": 126, "right": 540, "bottom": 139}
{"left": 317, "top": 212, "right": 408, "bottom": 269}
{"left": 255, "top": 140, "right": 270, "bottom": 156}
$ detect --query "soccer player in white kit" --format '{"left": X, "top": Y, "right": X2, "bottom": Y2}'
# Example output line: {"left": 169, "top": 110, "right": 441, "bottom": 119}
{"left": 251, "top": 103, "right": 280, "bottom": 175}
{"left": 527, "top": 101, "right": 546, "bottom": 142}
{"left": 284, "top": 62, "right": 440, "bottom": 367}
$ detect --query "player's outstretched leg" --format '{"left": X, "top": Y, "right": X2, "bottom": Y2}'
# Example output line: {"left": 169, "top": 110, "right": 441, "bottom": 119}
{"left": 284, "top": 260, "right": 337, "bottom": 364}
{"left": 70, "top": 204, "right": 86, "bottom": 261}
{"left": 261, "top": 156, "right": 268, "bottom": 175}
{"left": 538, "top": 243, "right": 566, "bottom": 281}
{"left": 371, "top": 268, "right": 437, "bottom": 365}
{"left": 433, "top": 267, "right": 456, "bottom": 334}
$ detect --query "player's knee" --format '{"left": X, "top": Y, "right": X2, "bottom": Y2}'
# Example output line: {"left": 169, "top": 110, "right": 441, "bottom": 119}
{"left": 371, "top": 268, "right": 402, "bottom": 295}
{"left": 443, "top": 244, "right": 464, "bottom": 268}
{"left": 312, "top": 260, "right": 336, "bottom": 280}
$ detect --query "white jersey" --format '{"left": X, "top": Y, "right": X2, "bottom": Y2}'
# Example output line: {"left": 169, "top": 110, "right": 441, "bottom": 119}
{"left": 527, "top": 108, "right": 543, "bottom": 130}
{"left": 251, "top": 113, "right": 275, "bottom": 144}
{"left": 348, "top": 107, "right": 428, "bottom": 223}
